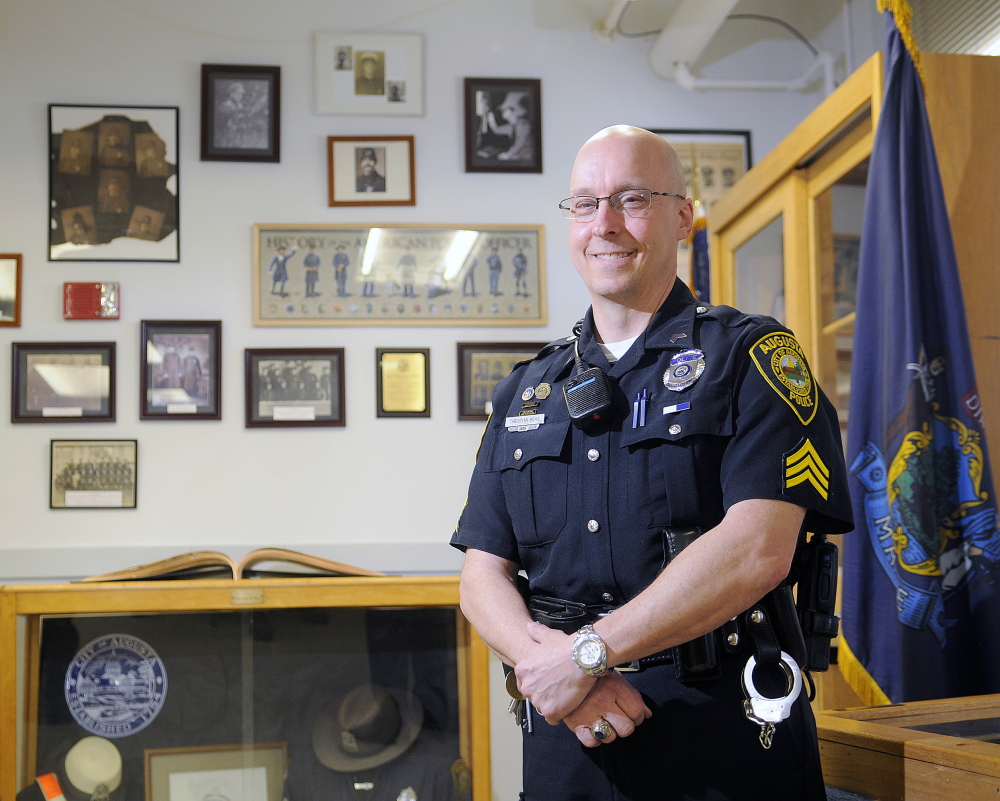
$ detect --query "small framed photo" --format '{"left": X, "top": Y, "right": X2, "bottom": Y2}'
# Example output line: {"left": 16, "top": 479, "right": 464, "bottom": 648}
{"left": 245, "top": 348, "right": 345, "bottom": 428}
{"left": 145, "top": 742, "right": 288, "bottom": 801}
{"left": 50, "top": 439, "right": 137, "bottom": 509}
{"left": 201, "top": 64, "right": 281, "bottom": 163}
{"left": 457, "top": 341, "right": 545, "bottom": 421}
{"left": 315, "top": 31, "right": 423, "bottom": 116}
{"left": 49, "top": 104, "right": 179, "bottom": 262}
{"left": 464, "top": 77, "right": 542, "bottom": 174}
{"left": 327, "top": 135, "right": 415, "bottom": 207}
{"left": 376, "top": 348, "right": 429, "bottom": 418}
{"left": 11, "top": 342, "right": 115, "bottom": 423}
{"left": 0, "top": 253, "right": 22, "bottom": 326}
{"left": 140, "top": 320, "right": 221, "bottom": 420}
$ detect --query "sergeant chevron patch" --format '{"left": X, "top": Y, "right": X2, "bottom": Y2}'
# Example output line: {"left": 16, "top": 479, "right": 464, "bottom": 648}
{"left": 784, "top": 438, "right": 830, "bottom": 500}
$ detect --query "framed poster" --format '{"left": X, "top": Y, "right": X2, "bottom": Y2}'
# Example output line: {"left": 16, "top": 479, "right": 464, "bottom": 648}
{"left": 456, "top": 341, "right": 545, "bottom": 421}
{"left": 200, "top": 64, "right": 281, "bottom": 162}
{"left": 314, "top": 31, "right": 423, "bottom": 115}
{"left": 376, "top": 348, "right": 429, "bottom": 418}
{"left": 648, "top": 128, "right": 752, "bottom": 210}
{"left": 327, "top": 135, "right": 415, "bottom": 207}
{"left": 464, "top": 77, "right": 542, "bottom": 173}
{"left": 0, "top": 253, "right": 21, "bottom": 326}
{"left": 140, "top": 320, "right": 221, "bottom": 420}
{"left": 49, "top": 104, "right": 179, "bottom": 261}
{"left": 11, "top": 341, "right": 115, "bottom": 423}
{"left": 253, "top": 223, "right": 545, "bottom": 326}
{"left": 145, "top": 743, "right": 287, "bottom": 801}
{"left": 50, "top": 439, "right": 137, "bottom": 509}
{"left": 245, "top": 348, "right": 345, "bottom": 428}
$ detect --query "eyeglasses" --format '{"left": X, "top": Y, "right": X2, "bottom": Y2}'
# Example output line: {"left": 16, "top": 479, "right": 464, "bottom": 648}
{"left": 558, "top": 189, "right": 686, "bottom": 221}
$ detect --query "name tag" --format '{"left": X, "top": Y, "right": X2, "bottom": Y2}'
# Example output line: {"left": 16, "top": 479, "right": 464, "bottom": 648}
{"left": 506, "top": 413, "right": 545, "bottom": 431}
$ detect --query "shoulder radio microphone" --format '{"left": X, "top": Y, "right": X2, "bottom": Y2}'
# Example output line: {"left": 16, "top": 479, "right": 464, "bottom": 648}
{"left": 563, "top": 335, "right": 614, "bottom": 429}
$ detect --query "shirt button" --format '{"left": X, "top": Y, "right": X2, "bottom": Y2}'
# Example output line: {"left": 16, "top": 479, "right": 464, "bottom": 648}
{"left": 513, "top": 448, "right": 523, "bottom": 460}
{"left": 669, "top": 424, "right": 681, "bottom": 435}
{"left": 587, "top": 448, "right": 600, "bottom": 462}
{"left": 696, "top": 306, "right": 708, "bottom": 314}
{"left": 602, "top": 592, "right": 614, "bottom": 603}
{"left": 587, "top": 520, "right": 600, "bottom": 533}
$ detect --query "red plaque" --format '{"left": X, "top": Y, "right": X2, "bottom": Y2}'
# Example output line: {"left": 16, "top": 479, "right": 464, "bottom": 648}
{"left": 63, "top": 282, "right": 120, "bottom": 320}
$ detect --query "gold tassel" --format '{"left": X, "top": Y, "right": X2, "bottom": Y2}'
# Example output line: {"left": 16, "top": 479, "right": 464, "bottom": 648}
{"left": 877, "top": 0, "right": 925, "bottom": 86}
{"left": 837, "top": 635, "right": 892, "bottom": 706}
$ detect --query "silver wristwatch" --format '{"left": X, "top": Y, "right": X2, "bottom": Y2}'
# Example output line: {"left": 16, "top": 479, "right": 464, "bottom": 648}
{"left": 571, "top": 624, "right": 610, "bottom": 677}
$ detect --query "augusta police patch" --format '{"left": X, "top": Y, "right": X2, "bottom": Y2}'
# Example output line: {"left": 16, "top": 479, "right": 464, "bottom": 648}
{"left": 65, "top": 633, "right": 167, "bottom": 738}
{"left": 749, "top": 332, "right": 818, "bottom": 425}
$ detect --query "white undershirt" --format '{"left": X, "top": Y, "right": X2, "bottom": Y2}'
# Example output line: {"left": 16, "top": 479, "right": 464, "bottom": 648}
{"left": 598, "top": 335, "right": 639, "bottom": 364}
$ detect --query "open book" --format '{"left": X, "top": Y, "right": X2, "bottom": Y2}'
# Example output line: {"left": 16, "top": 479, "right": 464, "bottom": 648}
{"left": 80, "top": 547, "right": 385, "bottom": 582}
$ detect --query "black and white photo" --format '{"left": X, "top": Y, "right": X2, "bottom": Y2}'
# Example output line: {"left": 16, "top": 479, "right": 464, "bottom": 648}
{"left": 464, "top": 78, "right": 542, "bottom": 173}
{"left": 201, "top": 64, "right": 281, "bottom": 162}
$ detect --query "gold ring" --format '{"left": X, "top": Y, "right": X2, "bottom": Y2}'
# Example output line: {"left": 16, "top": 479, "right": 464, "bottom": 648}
{"left": 592, "top": 719, "right": 612, "bottom": 740}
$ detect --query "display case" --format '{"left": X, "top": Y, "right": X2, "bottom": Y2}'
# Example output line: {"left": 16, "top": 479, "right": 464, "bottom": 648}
{"left": 0, "top": 576, "right": 491, "bottom": 801}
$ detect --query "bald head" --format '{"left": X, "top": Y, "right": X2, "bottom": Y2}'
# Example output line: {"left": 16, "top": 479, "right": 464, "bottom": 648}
{"left": 572, "top": 126, "right": 686, "bottom": 197}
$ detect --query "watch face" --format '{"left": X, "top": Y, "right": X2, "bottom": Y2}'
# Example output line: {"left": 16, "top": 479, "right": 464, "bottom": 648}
{"left": 579, "top": 639, "right": 602, "bottom": 667}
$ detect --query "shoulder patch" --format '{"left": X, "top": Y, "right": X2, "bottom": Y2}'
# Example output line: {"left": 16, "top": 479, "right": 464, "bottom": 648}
{"left": 749, "top": 331, "right": 818, "bottom": 425}
{"left": 784, "top": 438, "right": 830, "bottom": 501}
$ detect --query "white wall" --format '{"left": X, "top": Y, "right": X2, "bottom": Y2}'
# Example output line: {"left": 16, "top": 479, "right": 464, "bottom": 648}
{"left": 0, "top": 1, "right": 881, "bottom": 797}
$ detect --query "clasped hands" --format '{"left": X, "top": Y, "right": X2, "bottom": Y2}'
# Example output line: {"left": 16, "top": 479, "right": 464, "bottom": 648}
{"left": 513, "top": 622, "right": 651, "bottom": 748}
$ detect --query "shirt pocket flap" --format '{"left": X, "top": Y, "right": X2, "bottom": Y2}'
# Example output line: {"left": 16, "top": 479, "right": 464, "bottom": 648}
{"left": 487, "top": 419, "right": 572, "bottom": 472}
{"left": 620, "top": 393, "right": 732, "bottom": 447}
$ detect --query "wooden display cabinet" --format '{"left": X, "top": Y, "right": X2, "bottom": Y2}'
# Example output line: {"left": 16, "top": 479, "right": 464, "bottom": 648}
{"left": 0, "top": 576, "right": 491, "bottom": 801}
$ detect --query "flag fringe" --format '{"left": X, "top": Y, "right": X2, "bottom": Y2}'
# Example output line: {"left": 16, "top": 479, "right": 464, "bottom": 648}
{"left": 837, "top": 634, "right": 892, "bottom": 706}
{"left": 877, "top": 0, "right": 924, "bottom": 84}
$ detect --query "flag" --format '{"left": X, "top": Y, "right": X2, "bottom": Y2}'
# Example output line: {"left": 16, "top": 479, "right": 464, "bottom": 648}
{"left": 688, "top": 200, "right": 710, "bottom": 301}
{"left": 839, "top": 0, "right": 1000, "bottom": 705}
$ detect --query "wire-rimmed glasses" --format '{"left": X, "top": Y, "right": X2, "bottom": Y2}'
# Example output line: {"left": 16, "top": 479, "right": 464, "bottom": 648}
{"left": 558, "top": 189, "right": 685, "bottom": 221}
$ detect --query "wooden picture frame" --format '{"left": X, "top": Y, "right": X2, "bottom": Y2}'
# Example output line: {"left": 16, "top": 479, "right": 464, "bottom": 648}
{"left": 11, "top": 341, "right": 115, "bottom": 423}
{"left": 0, "top": 253, "right": 22, "bottom": 326}
{"left": 456, "top": 341, "right": 545, "bottom": 421}
{"left": 376, "top": 348, "right": 429, "bottom": 418}
{"left": 245, "top": 347, "right": 346, "bottom": 428}
{"left": 464, "top": 77, "right": 542, "bottom": 174}
{"left": 140, "top": 320, "right": 221, "bottom": 420}
{"left": 327, "top": 135, "right": 415, "bottom": 207}
{"left": 49, "top": 104, "right": 179, "bottom": 262}
{"left": 314, "top": 31, "right": 423, "bottom": 115}
{"left": 200, "top": 64, "right": 281, "bottom": 163}
{"left": 253, "top": 223, "right": 546, "bottom": 326}
{"left": 145, "top": 742, "right": 288, "bottom": 801}
{"left": 50, "top": 439, "right": 137, "bottom": 509}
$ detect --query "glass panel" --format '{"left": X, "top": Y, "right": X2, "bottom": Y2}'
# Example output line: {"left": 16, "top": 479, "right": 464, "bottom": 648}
{"left": 734, "top": 215, "right": 785, "bottom": 323}
{"left": 909, "top": 716, "right": 1000, "bottom": 743}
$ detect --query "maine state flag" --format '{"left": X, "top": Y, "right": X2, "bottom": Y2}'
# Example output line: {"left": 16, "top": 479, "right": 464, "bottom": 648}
{"left": 840, "top": 0, "right": 1000, "bottom": 705}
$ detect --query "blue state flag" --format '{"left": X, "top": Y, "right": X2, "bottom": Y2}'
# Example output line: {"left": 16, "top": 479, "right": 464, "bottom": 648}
{"left": 840, "top": 1, "right": 1000, "bottom": 705}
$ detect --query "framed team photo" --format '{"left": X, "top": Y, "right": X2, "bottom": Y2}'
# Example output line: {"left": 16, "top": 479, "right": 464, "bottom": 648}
{"left": 200, "top": 64, "right": 281, "bottom": 163}
{"left": 456, "top": 341, "right": 545, "bottom": 421}
{"left": 140, "top": 320, "right": 221, "bottom": 420}
{"left": 50, "top": 439, "right": 137, "bottom": 509}
{"left": 245, "top": 348, "right": 345, "bottom": 428}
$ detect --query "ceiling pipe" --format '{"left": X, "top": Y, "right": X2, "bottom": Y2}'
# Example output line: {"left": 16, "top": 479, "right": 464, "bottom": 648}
{"left": 648, "top": 0, "right": 741, "bottom": 80}
{"left": 593, "top": 0, "right": 635, "bottom": 43}
{"left": 673, "top": 50, "right": 836, "bottom": 96}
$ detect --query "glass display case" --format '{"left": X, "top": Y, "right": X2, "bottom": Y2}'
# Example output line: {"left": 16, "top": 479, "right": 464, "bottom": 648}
{"left": 0, "top": 576, "right": 490, "bottom": 801}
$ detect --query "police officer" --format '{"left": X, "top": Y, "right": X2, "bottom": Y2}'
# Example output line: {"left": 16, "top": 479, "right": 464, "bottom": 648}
{"left": 451, "top": 126, "right": 853, "bottom": 800}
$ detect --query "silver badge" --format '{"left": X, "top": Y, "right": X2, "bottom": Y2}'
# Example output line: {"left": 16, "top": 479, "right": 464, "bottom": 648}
{"left": 664, "top": 349, "right": 705, "bottom": 392}
{"left": 521, "top": 387, "right": 534, "bottom": 401}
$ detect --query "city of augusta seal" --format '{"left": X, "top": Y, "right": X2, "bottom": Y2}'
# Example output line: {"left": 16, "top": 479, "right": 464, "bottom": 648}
{"left": 65, "top": 633, "right": 167, "bottom": 738}
{"left": 749, "top": 332, "right": 818, "bottom": 425}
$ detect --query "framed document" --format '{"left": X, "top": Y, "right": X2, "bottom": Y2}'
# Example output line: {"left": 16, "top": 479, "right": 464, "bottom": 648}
{"left": 145, "top": 742, "right": 288, "bottom": 801}
{"left": 50, "top": 439, "right": 137, "bottom": 509}
{"left": 245, "top": 347, "right": 345, "bottom": 428}
{"left": 376, "top": 348, "right": 429, "bottom": 418}
{"left": 11, "top": 341, "right": 115, "bottom": 423}
{"left": 140, "top": 320, "right": 221, "bottom": 420}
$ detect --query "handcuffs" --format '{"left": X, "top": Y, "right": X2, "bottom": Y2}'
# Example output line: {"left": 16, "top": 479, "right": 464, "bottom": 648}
{"left": 741, "top": 650, "right": 802, "bottom": 749}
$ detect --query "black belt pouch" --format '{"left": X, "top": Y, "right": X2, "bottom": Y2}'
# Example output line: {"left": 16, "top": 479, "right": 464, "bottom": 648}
{"left": 664, "top": 527, "right": 723, "bottom": 683}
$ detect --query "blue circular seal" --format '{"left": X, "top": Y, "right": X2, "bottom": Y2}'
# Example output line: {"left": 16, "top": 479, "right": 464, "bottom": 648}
{"left": 65, "top": 633, "right": 167, "bottom": 738}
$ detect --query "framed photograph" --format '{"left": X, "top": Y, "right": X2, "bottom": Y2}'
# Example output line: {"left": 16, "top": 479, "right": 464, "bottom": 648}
{"left": 464, "top": 77, "right": 542, "bottom": 174}
{"left": 376, "top": 348, "right": 429, "bottom": 418}
{"left": 200, "top": 64, "right": 281, "bottom": 163}
{"left": 49, "top": 104, "right": 179, "bottom": 262}
{"left": 245, "top": 348, "right": 345, "bottom": 428}
{"left": 50, "top": 439, "right": 137, "bottom": 509}
{"left": 253, "top": 223, "right": 546, "bottom": 326}
{"left": 456, "top": 341, "right": 546, "bottom": 421}
{"left": 833, "top": 234, "right": 860, "bottom": 321}
{"left": 145, "top": 742, "right": 288, "bottom": 801}
{"left": 140, "top": 320, "right": 221, "bottom": 420}
{"left": 0, "top": 253, "right": 21, "bottom": 326}
{"left": 11, "top": 342, "right": 115, "bottom": 423}
{"left": 648, "top": 129, "right": 752, "bottom": 210}
{"left": 315, "top": 31, "right": 423, "bottom": 116}
{"left": 327, "top": 135, "right": 415, "bottom": 207}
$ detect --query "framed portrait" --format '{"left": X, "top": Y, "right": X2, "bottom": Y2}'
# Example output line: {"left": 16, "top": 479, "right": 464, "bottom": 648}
{"left": 0, "top": 253, "right": 21, "bottom": 326}
{"left": 245, "top": 348, "right": 345, "bottom": 428}
{"left": 464, "top": 77, "right": 542, "bottom": 174}
{"left": 376, "top": 348, "right": 429, "bottom": 418}
{"left": 327, "top": 135, "right": 415, "bottom": 207}
{"left": 457, "top": 341, "right": 546, "bottom": 421}
{"left": 140, "top": 320, "right": 221, "bottom": 420}
{"left": 11, "top": 341, "right": 115, "bottom": 423}
{"left": 49, "top": 104, "right": 179, "bottom": 262}
{"left": 145, "top": 742, "right": 288, "bottom": 801}
{"left": 648, "top": 129, "right": 752, "bottom": 210}
{"left": 253, "top": 223, "right": 546, "bottom": 326}
{"left": 200, "top": 64, "right": 281, "bottom": 163}
{"left": 314, "top": 31, "right": 423, "bottom": 116}
{"left": 50, "top": 439, "right": 137, "bottom": 509}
